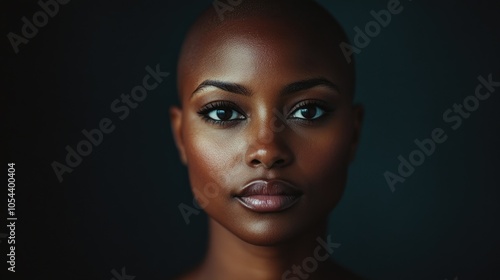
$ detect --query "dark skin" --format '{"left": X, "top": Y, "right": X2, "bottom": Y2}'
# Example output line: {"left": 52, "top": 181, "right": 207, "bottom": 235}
{"left": 170, "top": 1, "right": 364, "bottom": 279}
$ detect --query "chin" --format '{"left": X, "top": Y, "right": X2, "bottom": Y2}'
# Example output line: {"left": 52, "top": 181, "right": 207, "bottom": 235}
{"left": 215, "top": 204, "right": 333, "bottom": 246}
{"left": 236, "top": 220, "right": 305, "bottom": 246}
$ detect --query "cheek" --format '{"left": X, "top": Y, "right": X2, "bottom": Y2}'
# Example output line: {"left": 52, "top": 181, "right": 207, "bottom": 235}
{"left": 310, "top": 126, "right": 351, "bottom": 172}
{"left": 182, "top": 123, "right": 244, "bottom": 208}
{"left": 295, "top": 119, "right": 353, "bottom": 205}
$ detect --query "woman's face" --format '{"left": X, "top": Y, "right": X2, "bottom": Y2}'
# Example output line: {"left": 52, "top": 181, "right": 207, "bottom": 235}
{"left": 171, "top": 18, "right": 363, "bottom": 245}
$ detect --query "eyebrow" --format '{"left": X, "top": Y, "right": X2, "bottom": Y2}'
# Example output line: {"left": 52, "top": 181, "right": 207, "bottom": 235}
{"left": 191, "top": 77, "right": 339, "bottom": 98}
{"left": 280, "top": 78, "right": 339, "bottom": 95}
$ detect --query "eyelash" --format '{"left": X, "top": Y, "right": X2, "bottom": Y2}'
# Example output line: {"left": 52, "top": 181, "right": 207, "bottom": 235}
{"left": 197, "top": 101, "right": 246, "bottom": 126}
{"left": 289, "top": 100, "right": 333, "bottom": 123}
{"left": 197, "top": 100, "right": 333, "bottom": 126}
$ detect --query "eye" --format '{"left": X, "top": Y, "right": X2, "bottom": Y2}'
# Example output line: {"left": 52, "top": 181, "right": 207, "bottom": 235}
{"left": 290, "top": 103, "right": 327, "bottom": 120}
{"left": 197, "top": 101, "right": 246, "bottom": 125}
{"left": 206, "top": 108, "right": 244, "bottom": 121}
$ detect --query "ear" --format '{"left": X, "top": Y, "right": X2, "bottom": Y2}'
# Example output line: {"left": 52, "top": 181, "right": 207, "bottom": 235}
{"left": 349, "top": 104, "right": 364, "bottom": 163}
{"left": 170, "top": 106, "right": 187, "bottom": 165}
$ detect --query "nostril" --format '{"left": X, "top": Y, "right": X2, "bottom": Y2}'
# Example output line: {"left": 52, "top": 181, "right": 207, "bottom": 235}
{"left": 274, "top": 159, "right": 285, "bottom": 166}
{"left": 249, "top": 158, "right": 286, "bottom": 168}
{"left": 250, "top": 159, "right": 260, "bottom": 166}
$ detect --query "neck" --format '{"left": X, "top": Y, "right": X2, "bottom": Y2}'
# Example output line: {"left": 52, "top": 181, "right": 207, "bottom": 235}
{"left": 194, "top": 218, "right": 339, "bottom": 280}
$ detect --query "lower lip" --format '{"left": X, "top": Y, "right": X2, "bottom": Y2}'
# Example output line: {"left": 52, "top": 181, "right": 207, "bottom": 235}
{"left": 236, "top": 195, "right": 301, "bottom": 213}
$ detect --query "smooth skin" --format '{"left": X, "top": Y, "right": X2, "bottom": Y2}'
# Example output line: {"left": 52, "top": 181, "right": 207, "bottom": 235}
{"left": 171, "top": 1, "right": 364, "bottom": 279}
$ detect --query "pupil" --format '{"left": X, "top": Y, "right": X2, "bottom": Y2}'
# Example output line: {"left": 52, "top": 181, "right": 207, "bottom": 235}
{"left": 300, "top": 106, "right": 316, "bottom": 119}
{"left": 216, "top": 109, "right": 231, "bottom": 120}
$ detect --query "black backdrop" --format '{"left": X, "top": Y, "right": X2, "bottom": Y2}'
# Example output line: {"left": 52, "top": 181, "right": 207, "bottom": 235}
{"left": 3, "top": 0, "right": 500, "bottom": 279}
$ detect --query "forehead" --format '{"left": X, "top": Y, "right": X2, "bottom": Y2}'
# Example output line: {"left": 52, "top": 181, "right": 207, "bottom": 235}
{"left": 178, "top": 17, "right": 352, "bottom": 97}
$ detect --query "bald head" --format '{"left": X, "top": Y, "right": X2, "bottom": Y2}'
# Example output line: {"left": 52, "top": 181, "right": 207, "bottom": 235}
{"left": 177, "top": 0, "right": 355, "bottom": 103}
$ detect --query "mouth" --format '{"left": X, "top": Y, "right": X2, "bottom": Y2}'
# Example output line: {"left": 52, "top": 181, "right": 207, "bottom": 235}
{"left": 234, "top": 180, "right": 303, "bottom": 213}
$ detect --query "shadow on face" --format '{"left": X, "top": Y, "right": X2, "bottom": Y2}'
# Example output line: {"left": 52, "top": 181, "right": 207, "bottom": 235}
{"left": 170, "top": 0, "right": 363, "bottom": 245}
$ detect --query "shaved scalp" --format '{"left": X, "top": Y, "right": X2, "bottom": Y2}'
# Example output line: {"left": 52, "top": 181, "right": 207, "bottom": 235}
{"left": 177, "top": 0, "right": 355, "bottom": 102}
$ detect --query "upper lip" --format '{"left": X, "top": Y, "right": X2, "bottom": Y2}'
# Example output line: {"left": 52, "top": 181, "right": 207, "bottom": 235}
{"left": 235, "top": 179, "right": 303, "bottom": 197}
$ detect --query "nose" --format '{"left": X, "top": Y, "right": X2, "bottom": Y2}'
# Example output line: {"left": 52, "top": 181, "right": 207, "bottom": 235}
{"left": 245, "top": 116, "right": 294, "bottom": 169}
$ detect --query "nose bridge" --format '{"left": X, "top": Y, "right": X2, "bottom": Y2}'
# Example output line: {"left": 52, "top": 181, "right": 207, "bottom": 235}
{"left": 245, "top": 105, "right": 292, "bottom": 169}
{"left": 252, "top": 104, "right": 283, "bottom": 144}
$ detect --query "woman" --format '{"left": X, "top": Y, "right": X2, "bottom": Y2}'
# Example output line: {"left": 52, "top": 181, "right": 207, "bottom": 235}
{"left": 170, "top": 1, "right": 364, "bottom": 279}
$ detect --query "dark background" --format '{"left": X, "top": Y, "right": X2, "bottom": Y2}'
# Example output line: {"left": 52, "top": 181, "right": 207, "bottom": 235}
{"left": 3, "top": 0, "right": 500, "bottom": 279}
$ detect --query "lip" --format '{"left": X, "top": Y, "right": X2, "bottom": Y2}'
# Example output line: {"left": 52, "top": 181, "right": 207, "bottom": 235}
{"left": 234, "top": 180, "right": 303, "bottom": 213}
